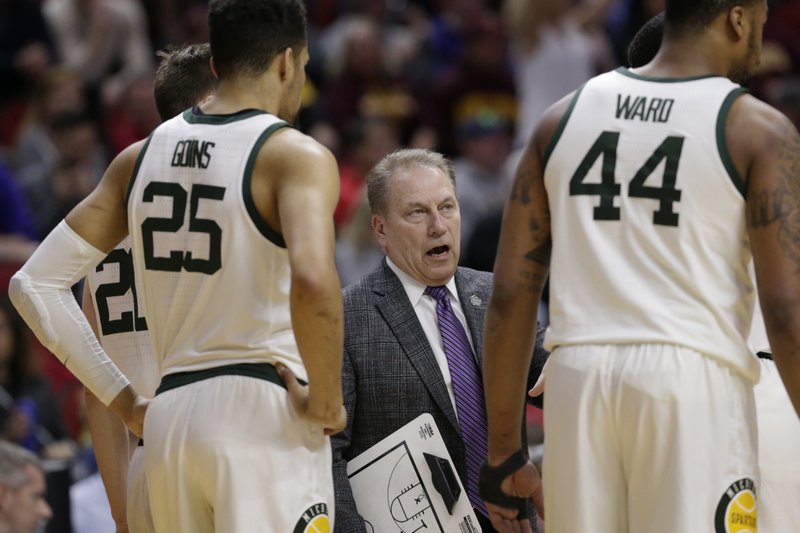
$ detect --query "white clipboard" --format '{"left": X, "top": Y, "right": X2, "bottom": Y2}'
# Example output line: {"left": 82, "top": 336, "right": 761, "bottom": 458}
{"left": 346, "top": 413, "right": 482, "bottom": 532}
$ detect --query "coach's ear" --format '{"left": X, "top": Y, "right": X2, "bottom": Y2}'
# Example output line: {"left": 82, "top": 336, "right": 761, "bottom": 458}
{"left": 372, "top": 214, "right": 388, "bottom": 253}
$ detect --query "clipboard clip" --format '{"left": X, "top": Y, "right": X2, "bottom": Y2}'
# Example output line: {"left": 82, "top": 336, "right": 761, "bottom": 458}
{"left": 423, "top": 452, "right": 461, "bottom": 514}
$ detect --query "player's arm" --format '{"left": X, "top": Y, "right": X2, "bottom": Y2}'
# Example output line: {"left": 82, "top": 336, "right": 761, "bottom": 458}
{"left": 260, "top": 129, "right": 345, "bottom": 434}
{"left": 9, "top": 141, "right": 148, "bottom": 435}
{"left": 734, "top": 95, "right": 800, "bottom": 417}
{"left": 481, "top": 95, "right": 572, "bottom": 528}
{"left": 81, "top": 282, "right": 133, "bottom": 533}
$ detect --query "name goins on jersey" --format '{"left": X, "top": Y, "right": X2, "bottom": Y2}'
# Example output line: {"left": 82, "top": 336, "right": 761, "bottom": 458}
{"left": 171, "top": 139, "right": 216, "bottom": 169}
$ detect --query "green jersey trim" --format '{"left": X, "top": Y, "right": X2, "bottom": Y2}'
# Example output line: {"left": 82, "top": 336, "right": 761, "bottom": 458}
{"left": 243, "top": 122, "right": 290, "bottom": 248}
{"left": 542, "top": 84, "right": 585, "bottom": 173}
{"left": 126, "top": 131, "right": 155, "bottom": 207}
{"left": 716, "top": 87, "right": 749, "bottom": 198}
{"left": 615, "top": 67, "right": 725, "bottom": 83}
{"left": 182, "top": 107, "right": 268, "bottom": 125}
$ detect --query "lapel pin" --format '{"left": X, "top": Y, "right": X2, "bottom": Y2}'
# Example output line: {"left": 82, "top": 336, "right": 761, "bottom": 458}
{"left": 470, "top": 294, "right": 482, "bottom": 307}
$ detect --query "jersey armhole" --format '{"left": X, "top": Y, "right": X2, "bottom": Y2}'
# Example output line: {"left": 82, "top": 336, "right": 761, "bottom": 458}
{"left": 716, "top": 87, "right": 750, "bottom": 199}
{"left": 126, "top": 131, "right": 155, "bottom": 207}
{"left": 541, "top": 83, "right": 586, "bottom": 174}
{"left": 242, "top": 122, "right": 290, "bottom": 248}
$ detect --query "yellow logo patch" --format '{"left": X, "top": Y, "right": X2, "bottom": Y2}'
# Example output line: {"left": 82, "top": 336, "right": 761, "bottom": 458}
{"left": 293, "top": 503, "right": 330, "bottom": 533}
{"left": 715, "top": 478, "right": 757, "bottom": 533}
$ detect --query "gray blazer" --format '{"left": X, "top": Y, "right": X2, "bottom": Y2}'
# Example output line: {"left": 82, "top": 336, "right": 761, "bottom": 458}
{"left": 332, "top": 260, "right": 546, "bottom": 532}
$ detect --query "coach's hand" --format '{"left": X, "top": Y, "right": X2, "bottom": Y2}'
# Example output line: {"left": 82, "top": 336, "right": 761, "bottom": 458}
{"left": 277, "top": 364, "right": 347, "bottom": 435}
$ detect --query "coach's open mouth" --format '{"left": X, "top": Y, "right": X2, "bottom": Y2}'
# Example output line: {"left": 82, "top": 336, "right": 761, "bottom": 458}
{"left": 427, "top": 245, "right": 449, "bottom": 257}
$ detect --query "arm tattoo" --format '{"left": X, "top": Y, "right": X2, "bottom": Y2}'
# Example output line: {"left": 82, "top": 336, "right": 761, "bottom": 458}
{"left": 524, "top": 210, "right": 552, "bottom": 267}
{"left": 748, "top": 188, "right": 787, "bottom": 228}
{"left": 519, "top": 208, "right": 551, "bottom": 295}
{"left": 776, "top": 125, "right": 800, "bottom": 266}
{"left": 510, "top": 167, "right": 534, "bottom": 206}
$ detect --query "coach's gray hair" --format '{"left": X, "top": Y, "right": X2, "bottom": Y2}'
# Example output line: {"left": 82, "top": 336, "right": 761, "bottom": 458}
{"left": 0, "top": 441, "right": 42, "bottom": 490}
{"left": 366, "top": 149, "right": 457, "bottom": 216}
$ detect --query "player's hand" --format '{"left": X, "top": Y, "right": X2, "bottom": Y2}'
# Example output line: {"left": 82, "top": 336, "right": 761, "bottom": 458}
{"left": 277, "top": 363, "right": 347, "bottom": 435}
{"left": 109, "top": 386, "right": 150, "bottom": 438}
{"left": 126, "top": 395, "right": 150, "bottom": 438}
{"left": 485, "top": 461, "right": 544, "bottom": 533}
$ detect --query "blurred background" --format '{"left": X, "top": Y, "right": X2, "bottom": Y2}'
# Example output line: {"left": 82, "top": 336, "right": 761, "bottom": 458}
{"left": 1, "top": 0, "right": 798, "bottom": 530}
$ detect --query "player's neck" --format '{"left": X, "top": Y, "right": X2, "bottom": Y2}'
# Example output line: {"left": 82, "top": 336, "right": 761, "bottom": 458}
{"left": 636, "top": 38, "right": 728, "bottom": 80}
{"left": 201, "top": 74, "right": 283, "bottom": 117}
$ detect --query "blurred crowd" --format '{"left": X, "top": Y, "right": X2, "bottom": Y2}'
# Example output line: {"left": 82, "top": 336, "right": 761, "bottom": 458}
{"left": 0, "top": 0, "right": 798, "bottom": 530}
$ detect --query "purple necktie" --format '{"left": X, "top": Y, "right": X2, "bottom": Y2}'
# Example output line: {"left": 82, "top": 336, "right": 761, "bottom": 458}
{"left": 425, "top": 285, "right": 488, "bottom": 517}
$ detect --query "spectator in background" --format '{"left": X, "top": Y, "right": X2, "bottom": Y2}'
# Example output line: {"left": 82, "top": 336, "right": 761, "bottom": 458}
{"left": 335, "top": 117, "right": 400, "bottom": 228}
{"left": 761, "top": 75, "right": 800, "bottom": 128}
{"left": 452, "top": 108, "right": 514, "bottom": 246}
{"left": 37, "top": 111, "right": 107, "bottom": 238}
{"left": 758, "top": 0, "right": 799, "bottom": 76}
{"left": 0, "top": 0, "right": 55, "bottom": 148}
{"left": 335, "top": 191, "right": 384, "bottom": 288}
{"left": 416, "top": 0, "right": 489, "bottom": 85}
{"left": 503, "top": 0, "right": 614, "bottom": 171}
{"left": 9, "top": 66, "right": 90, "bottom": 237}
{"left": 0, "top": 297, "right": 72, "bottom": 461}
{"left": 150, "top": 0, "right": 210, "bottom": 48}
{"left": 0, "top": 440, "right": 52, "bottom": 533}
{"left": 604, "top": 0, "right": 665, "bottom": 66}
{"left": 421, "top": 13, "right": 517, "bottom": 157}
{"left": 43, "top": 0, "right": 153, "bottom": 109}
{"left": 321, "top": 16, "right": 421, "bottom": 143}
{"left": 0, "top": 161, "right": 37, "bottom": 263}
{"left": 103, "top": 74, "right": 162, "bottom": 156}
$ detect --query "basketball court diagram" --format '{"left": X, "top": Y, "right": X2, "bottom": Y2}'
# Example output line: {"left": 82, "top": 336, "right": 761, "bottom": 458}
{"left": 350, "top": 442, "right": 442, "bottom": 532}
{"left": 346, "top": 414, "right": 481, "bottom": 533}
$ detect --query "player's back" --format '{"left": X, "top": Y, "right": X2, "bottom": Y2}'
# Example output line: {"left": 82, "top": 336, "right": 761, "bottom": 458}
{"left": 127, "top": 109, "right": 303, "bottom": 378}
{"left": 544, "top": 67, "right": 757, "bottom": 380}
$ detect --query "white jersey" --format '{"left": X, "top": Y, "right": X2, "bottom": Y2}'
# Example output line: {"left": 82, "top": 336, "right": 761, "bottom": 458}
{"left": 543, "top": 67, "right": 759, "bottom": 381}
{"left": 127, "top": 109, "right": 303, "bottom": 378}
{"left": 86, "top": 236, "right": 159, "bottom": 397}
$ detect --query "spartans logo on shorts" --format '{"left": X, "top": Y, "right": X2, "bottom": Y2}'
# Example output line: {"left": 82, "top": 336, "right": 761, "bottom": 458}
{"left": 714, "top": 478, "right": 757, "bottom": 533}
{"left": 293, "top": 503, "right": 331, "bottom": 533}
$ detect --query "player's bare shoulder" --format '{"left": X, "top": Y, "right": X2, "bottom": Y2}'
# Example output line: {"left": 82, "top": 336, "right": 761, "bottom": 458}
{"left": 259, "top": 127, "right": 339, "bottom": 189}
{"left": 102, "top": 139, "right": 149, "bottom": 202}
{"left": 726, "top": 93, "right": 799, "bottom": 186}
{"left": 249, "top": 126, "right": 341, "bottom": 237}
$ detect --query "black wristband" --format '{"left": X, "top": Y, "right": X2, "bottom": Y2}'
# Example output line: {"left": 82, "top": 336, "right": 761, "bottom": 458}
{"left": 478, "top": 449, "right": 529, "bottom": 518}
